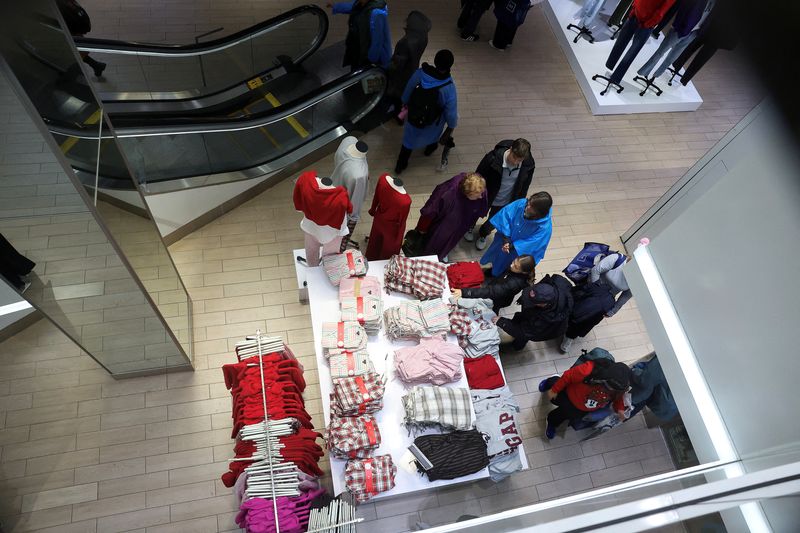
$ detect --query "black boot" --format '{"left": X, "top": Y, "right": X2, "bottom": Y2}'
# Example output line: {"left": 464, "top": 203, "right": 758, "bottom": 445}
{"left": 84, "top": 55, "right": 106, "bottom": 77}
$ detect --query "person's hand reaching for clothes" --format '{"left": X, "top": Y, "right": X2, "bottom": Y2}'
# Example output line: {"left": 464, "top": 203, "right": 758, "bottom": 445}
{"left": 450, "top": 289, "right": 462, "bottom": 300}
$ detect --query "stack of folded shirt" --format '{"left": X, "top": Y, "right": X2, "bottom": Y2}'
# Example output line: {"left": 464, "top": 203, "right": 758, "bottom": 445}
{"left": 328, "top": 350, "right": 374, "bottom": 378}
{"left": 330, "top": 372, "right": 386, "bottom": 417}
{"left": 394, "top": 337, "right": 464, "bottom": 385}
{"left": 322, "top": 250, "right": 368, "bottom": 286}
{"left": 235, "top": 487, "right": 326, "bottom": 533}
{"left": 448, "top": 297, "right": 501, "bottom": 358}
{"left": 321, "top": 321, "right": 368, "bottom": 355}
{"left": 464, "top": 355, "right": 505, "bottom": 390}
{"left": 383, "top": 300, "right": 450, "bottom": 341}
{"left": 409, "top": 429, "right": 489, "bottom": 481}
{"left": 402, "top": 386, "right": 474, "bottom": 432}
{"left": 327, "top": 414, "right": 382, "bottom": 459}
{"left": 339, "top": 275, "right": 382, "bottom": 299}
{"left": 472, "top": 386, "right": 523, "bottom": 482}
{"left": 384, "top": 255, "right": 447, "bottom": 299}
{"left": 446, "top": 261, "right": 484, "bottom": 289}
{"left": 344, "top": 455, "right": 397, "bottom": 503}
{"left": 340, "top": 295, "right": 382, "bottom": 335}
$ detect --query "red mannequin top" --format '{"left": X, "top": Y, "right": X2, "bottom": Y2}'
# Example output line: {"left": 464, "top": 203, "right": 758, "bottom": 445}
{"left": 365, "top": 174, "right": 412, "bottom": 260}
{"left": 632, "top": 0, "right": 678, "bottom": 28}
{"left": 293, "top": 170, "right": 353, "bottom": 229}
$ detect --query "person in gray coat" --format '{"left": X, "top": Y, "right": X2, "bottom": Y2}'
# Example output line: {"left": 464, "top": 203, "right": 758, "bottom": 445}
{"left": 385, "top": 10, "right": 431, "bottom": 117}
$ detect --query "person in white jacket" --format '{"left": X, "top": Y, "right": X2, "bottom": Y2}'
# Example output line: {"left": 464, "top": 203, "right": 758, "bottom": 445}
{"left": 330, "top": 136, "right": 370, "bottom": 251}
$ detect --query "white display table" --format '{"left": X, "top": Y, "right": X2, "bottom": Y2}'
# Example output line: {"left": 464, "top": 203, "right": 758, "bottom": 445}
{"left": 294, "top": 251, "right": 527, "bottom": 501}
{"left": 543, "top": 0, "right": 703, "bottom": 115}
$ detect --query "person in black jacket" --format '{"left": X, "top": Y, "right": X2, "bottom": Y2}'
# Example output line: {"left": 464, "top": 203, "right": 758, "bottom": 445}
{"left": 560, "top": 281, "right": 617, "bottom": 353}
{"left": 466, "top": 138, "right": 536, "bottom": 251}
{"left": 451, "top": 254, "right": 536, "bottom": 313}
{"left": 493, "top": 274, "right": 573, "bottom": 350}
{"left": 385, "top": 11, "right": 431, "bottom": 117}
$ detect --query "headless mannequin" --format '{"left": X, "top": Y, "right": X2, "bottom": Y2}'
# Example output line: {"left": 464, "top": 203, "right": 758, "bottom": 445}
{"left": 338, "top": 140, "right": 370, "bottom": 252}
{"left": 365, "top": 173, "right": 412, "bottom": 260}
{"left": 386, "top": 174, "right": 406, "bottom": 194}
{"left": 301, "top": 175, "right": 349, "bottom": 266}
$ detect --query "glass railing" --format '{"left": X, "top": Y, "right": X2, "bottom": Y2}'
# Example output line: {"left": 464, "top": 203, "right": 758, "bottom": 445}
{"left": 74, "top": 5, "right": 328, "bottom": 102}
{"left": 48, "top": 67, "right": 387, "bottom": 192}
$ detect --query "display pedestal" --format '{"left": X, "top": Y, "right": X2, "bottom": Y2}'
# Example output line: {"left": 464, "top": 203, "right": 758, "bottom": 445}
{"left": 543, "top": 0, "right": 703, "bottom": 115}
{"left": 294, "top": 251, "right": 528, "bottom": 501}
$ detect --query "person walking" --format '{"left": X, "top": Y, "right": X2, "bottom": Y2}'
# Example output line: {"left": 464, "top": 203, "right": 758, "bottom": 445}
{"left": 57, "top": 0, "right": 106, "bottom": 77}
{"left": 560, "top": 253, "right": 633, "bottom": 353}
{"left": 329, "top": 0, "right": 392, "bottom": 70}
{"left": 494, "top": 274, "right": 573, "bottom": 350}
{"left": 479, "top": 191, "right": 553, "bottom": 277}
{"left": 415, "top": 172, "right": 487, "bottom": 262}
{"left": 385, "top": 10, "right": 431, "bottom": 116}
{"left": 395, "top": 50, "right": 458, "bottom": 175}
{"left": 451, "top": 254, "right": 536, "bottom": 313}
{"left": 457, "top": 0, "right": 493, "bottom": 41}
{"left": 490, "top": 0, "right": 534, "bottom": 51}
{"left": 466, "top": 138, "right": 536, "bottom": 251}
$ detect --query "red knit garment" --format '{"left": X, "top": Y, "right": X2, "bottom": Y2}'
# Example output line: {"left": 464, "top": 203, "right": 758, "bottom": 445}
{"left": 464, "top": 355, "right": 505, "bottom": 390}
{"left": 446, "top": 262, "right": 485, "bottom": 289}
{"left": 293, "top": 170, "right": 353, "bottom": 229}
{"left": 632, "top": 0, "right": 678, "bottom": 28}
{"left": 366, "top": 174, "right": 412, "bottom": 260}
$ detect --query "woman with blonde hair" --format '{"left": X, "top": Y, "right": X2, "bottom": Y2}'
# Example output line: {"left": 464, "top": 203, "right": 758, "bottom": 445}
{"left": 415, "top": 172, "right": 487, "bottom": 262}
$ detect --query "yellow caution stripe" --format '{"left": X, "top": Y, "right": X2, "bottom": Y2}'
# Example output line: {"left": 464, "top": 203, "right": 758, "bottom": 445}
{"left": 60, "top": 108, "right": 103, "bottom": 154}
{"left": 263, "top": 93, "right": 309, "bottom": 138}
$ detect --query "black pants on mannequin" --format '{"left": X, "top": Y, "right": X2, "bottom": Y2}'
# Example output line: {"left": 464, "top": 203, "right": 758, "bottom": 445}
{"left": 671, "top": 36, "right": 719, "bottom": 85}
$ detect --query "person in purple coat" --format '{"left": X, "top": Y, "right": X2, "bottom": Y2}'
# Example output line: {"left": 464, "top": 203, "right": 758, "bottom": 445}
{"left": 415, "top": 173, "right": 487, "bottom": 262}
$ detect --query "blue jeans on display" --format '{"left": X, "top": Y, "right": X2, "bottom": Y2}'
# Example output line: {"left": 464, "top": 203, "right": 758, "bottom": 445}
{"left": 605, "top": 16, "right": 652, "bottom": 84}
{"left": 579, "top": 0, "right": 606, "bottom": 28}
{"left": 637, "top": 29, "right": 698, "bottom": 79}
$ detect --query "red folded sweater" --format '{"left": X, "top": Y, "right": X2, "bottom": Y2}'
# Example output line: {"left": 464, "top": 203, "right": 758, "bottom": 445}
{"left": 293, "top": 170, "right": 353, "bottom": 229}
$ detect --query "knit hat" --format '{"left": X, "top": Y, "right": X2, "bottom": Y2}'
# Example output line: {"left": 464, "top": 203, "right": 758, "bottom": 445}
{"left": 434, "top": 49, "right": 455, "bottom": 72}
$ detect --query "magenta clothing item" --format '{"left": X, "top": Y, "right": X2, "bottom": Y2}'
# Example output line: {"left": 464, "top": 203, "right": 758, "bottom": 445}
{"left": 236, "top": 487, "right": 326, "bottom": 533}
{"left": 394, "top": 336, "right": 464, "bottom": 385}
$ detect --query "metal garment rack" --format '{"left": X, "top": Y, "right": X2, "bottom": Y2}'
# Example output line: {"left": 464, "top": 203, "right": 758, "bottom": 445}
{"left": 236, "top": 330, "right": 363, "bottom": 533}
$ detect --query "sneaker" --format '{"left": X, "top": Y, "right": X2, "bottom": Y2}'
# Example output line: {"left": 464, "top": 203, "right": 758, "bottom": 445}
{"left": 464, "top": 228, "right": 475, "bottom": 242}
{"left": 461, "top": 33, "right": 479, "bottom": 42}
{"left": 442, "top": 255, "right": 449, "bottom": 263}
{"left": 545, "top": 423, "right": 556, "bottom": 440}
{"left": 436, "top": 157, "right": 448, "bottom": 172}
{"left": 488, "top": 40, "right": 505, "bottom": 51}
{"left": 538, "top": 376, "right": 558, "bottom": 392}
{"left": 475, "top": 236, "right": 488, "bottom": 250}
{"left": 559, "top": 336, "right": 574, "bottom": 353}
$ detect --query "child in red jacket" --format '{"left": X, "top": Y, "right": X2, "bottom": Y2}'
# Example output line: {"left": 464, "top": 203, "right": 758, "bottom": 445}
{"left": 539, "top": 359, "right": 631, "bottom": 439}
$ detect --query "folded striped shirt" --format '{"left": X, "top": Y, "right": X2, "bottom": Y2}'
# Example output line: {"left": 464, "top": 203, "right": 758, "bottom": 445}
{"left": 339, "top": 276, "right": 382, "bottom": 299}
{"left": 329, "top": 350, "right": 374, "bottom": 379}
{"left": 402, "top": 386, "right": 474, "bottom": 432}
{"left": 322, "top": 250, "right": 368, "bottom": 286}
{"left": 321, "top": 321, "right": 368, "bottom": 351}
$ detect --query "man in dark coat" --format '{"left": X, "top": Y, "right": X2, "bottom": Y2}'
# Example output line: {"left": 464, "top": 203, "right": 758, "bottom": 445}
{"left": 494, "top": 274, "right": 573, "bottom": 350}
{"left": 330, "top": 0, "right": 392, "bottom": 70}
{"left": 467, "top": 138, "right": 535, "bottom": 250}
{"left": 385, "top": 11, "right": 431, "bottom": 114}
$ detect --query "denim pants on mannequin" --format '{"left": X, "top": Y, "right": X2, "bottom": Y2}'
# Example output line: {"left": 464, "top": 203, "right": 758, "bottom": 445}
{"left": 578, "top": 0, "right": 606, "bottom": 28}
{"left": 605, "top": 16, "right": 653, "bottom": 84}
{"left": 637, "top": 29, "right": 699, "bottom": 79}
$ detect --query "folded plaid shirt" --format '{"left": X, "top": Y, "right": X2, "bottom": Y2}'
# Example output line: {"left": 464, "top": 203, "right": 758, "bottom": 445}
{"left": 327, "top": 414, "right": 382, "bottom": 459}
{"left": 345, "top": 454, "right": 397, "bottom": 503}
{"left": 384, "top": 300, "right": 450, "bottom": 340}
{"left": 384, "top": 255, "right": 447, "bottom": 300}
{"left": 329, "top": 350, "right": 374, "bottom": 378}
{"left": 321, "top": 321, "right": 368, "bottom": 351}
{"left": 402, "top": 386, "right": 474, "bottom": 432}
{"left": 340, "top": 295, "right": 383, "bottom": 335}
{"left": 322, "top": 250, "right": 369, "bottom": 286}
{"left": 339, "top": 276, "right": 382, "bottom": 299}
{"left": 331, "top": 372, "right": 385, "bottom": 417}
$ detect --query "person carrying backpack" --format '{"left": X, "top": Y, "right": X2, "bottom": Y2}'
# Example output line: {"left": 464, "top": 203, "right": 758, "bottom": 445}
{"left": 394, "top": 50, "right": 458, "bottom": 175}
{"left": 538, "top": 357, "right": 632, "bottom": 439}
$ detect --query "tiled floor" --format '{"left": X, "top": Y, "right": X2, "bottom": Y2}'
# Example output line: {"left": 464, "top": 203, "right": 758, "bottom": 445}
{"left": 0, "top": 0, "right": 762, "bottom": 531}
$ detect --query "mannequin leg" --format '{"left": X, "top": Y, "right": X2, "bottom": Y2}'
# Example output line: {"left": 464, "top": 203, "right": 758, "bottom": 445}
{"left": 609, "top": 23, "right": 652, "bottom": 84}
{"left": 680, "top": 44, "right": 719, "bottom": 85}
{"left": 637, "top": 29, "right": 680, "bottom": 78}
{"left": 671, "top": 34, "right": 705, "bottom": 72}
{"left": 304, "top": 232, "right": 322, "bottom": 267}
{"left": 654, "top": 31, "right": 699, "bottom": 78}
{"left": 320, "top": 237, "right": 341, "bottom": 260}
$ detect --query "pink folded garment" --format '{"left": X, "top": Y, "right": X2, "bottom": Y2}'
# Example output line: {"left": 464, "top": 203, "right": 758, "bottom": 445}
{"left": 339, "top": 275, "right": 382, "bottom": 299}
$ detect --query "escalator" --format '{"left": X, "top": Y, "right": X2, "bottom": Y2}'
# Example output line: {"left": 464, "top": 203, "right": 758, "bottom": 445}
{"left": 2, "top": 3, "right": 387, "bottom": 193}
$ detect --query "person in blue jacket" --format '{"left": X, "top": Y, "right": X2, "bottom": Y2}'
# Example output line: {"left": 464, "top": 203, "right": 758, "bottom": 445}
{"left": 329, "top": 0, "right": 392, "bottom": 70}
{"left": 394, "top": 49, "right": 458, "bottom": 175}
{"left": 480, "top": 191, "right": 553, "bottom": 276}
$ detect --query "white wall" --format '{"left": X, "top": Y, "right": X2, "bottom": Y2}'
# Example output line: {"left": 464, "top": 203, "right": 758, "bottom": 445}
{"left": 623, "top": 101, "right": 800, "bottom": 531}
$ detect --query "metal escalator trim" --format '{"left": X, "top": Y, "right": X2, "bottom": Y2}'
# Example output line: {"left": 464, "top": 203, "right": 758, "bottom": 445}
{"left": 138, "top": 126, "right": 348, "bottom": 194}
{"left": 74, "top": 5, "right": 327, "bottom": 59}
{"left": 263, "top": 92, "right": 310, "bottom": 138}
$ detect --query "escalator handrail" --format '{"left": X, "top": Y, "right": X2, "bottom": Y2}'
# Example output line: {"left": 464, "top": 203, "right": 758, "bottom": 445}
{"left": 46, "top": 67, "right": 386, "bottom": 138}
{"left": 74, "top": 4, "right": 327, "bottom": 58}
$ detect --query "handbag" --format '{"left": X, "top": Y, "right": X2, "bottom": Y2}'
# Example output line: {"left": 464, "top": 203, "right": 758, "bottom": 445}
{"left": 401, "top": 229, "right": 427, "bottom": 258}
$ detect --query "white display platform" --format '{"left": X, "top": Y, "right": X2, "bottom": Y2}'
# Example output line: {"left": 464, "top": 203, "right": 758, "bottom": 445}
{"left": 294, "top": 250, "right": 527, "bottom": 501}
{"left": 543, "top": 0, "right": 703, "bottom": 115}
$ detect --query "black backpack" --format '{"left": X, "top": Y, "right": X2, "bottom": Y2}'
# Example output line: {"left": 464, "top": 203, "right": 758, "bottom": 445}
{"left": 407, "top": 80, "right": 451, "bottom": 128}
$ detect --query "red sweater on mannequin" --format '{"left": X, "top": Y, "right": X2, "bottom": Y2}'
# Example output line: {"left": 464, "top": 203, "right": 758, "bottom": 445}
{"left": 293, "top": 170, "right": 353, "bottom": 229}
{"left": 366, "top": 174, "right": 412, "bottom": 260}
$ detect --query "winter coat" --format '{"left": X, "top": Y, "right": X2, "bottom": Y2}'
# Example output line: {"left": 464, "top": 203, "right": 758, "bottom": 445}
{"left": 496, "top": 274, "right": 573, "bottom": 342}
{"left": 479, "top": 200, "right": 552, "bottom": 276}
{"left": 418, "top": 173, "right": 487, "bottom": 261}
{"left": 333, "top": 0, "right": 392, "bottom": 68}
{"left": 401, "top": 63, "right": 458, "bottom": 149}
{"left": 386, "top": 11, "right": 431, "bottom": 99}
{"left": 461, "top": 270, "right": 529, "bottom": 312}
{"left": 475, "top": 140, "right": 536, "bottom": 209}
{"left": 569, "top": 281, "right": 616, "bottom": 324}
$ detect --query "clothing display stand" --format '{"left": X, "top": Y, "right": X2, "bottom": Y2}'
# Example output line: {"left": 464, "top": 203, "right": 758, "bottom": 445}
{"left": 566, "top": 23, "right": 595, "bottom": 43}
{"left": 666, "top": 67, "right": 682, "bottom": 86}
{"left": 633, "top": 75, "right": 663, "bottom": 96}
{"left": 306, "top": 493, "right": 360, "bottom": 533}
{"left": 592, "top": 74, "right": 625, "bottom": 95}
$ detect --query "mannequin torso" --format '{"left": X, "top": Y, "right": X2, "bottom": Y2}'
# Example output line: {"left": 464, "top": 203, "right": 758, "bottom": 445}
{"left": 386, "top": 175, "right": 407, "bottom": 194}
